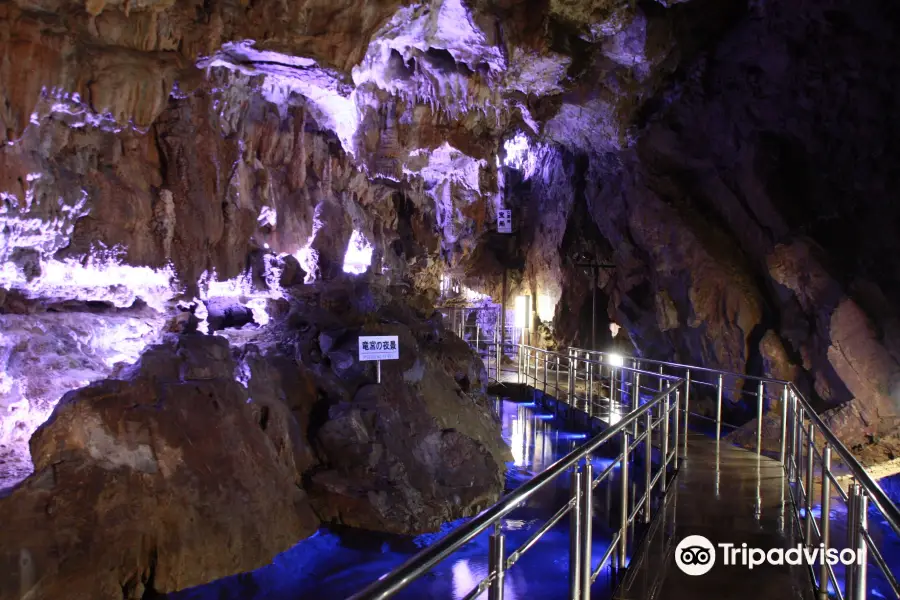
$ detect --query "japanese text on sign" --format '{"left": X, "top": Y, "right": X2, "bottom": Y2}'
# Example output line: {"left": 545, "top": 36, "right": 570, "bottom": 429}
{"left": 358, "top": 335, "right": 400, "bottom": 361}
{"left": 497, "top": 209, "right": 512, "bottom": 233}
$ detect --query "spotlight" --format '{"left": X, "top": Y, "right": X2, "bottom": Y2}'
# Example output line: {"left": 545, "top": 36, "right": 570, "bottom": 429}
{"left": 607, "top": 353, "right": 624, "bottom": 367}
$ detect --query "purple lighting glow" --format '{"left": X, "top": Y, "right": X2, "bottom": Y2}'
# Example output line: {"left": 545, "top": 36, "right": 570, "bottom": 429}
{"left": 503, "top": 132, "right": 540, "bottom": 179}
{"left": 342, "top": 230, "right": 374, "bottom": 275}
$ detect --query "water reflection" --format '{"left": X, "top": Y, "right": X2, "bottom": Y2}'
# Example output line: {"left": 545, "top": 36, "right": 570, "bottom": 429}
{"left": 451, "top": 560, "right": 483, "bottom": 599}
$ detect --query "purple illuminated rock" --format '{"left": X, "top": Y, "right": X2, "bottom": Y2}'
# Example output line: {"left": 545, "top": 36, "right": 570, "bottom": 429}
{"left": 0, "top": 335, "right": 319, "bottom": 600}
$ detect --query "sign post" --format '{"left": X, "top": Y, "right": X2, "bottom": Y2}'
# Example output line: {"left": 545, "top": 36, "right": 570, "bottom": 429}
{"left": 358, "top": 335, "right": 400, "bottom": 383}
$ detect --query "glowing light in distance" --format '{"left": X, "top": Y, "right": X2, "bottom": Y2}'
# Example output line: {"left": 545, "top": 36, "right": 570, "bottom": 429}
{"left": 514, "top": 296, "right": 531, "bottom": 329}
{"left": 342, "top": 230, "right": 374, "bottom": 275}
{"left": 503, "top": 132, "right": 539, "bottom": 179}
{"left": 536, "top": 295, "right": 554, "bottom": 322}
{"left": 607, "top": 353, "right": 625, "bottom": 367}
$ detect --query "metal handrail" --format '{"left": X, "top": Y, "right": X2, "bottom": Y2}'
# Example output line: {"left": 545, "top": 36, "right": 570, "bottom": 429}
{"left": 348, "top": 376, "right": 685, "bottom": 600}
{"left": 566, "top": 346, "right": 900, "bottom": 538}
{"left": 568, "top": 345, "right": 791, "bottom": 384}
{"left": 349, "top": 336, "right": 900, "bottom": 600}
{"left": 787, "top": 383, "right": 900, "bottom": 536}
{"left": 439, "top": 305, "right": 505, "bottom": 382}
{"left": 570, "top": 345, "right": 900, "bottom": 600}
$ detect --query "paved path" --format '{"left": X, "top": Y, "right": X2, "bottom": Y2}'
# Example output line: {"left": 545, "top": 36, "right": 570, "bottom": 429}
{"left": 616, "top": 433, "right": 813, "bottom": 600}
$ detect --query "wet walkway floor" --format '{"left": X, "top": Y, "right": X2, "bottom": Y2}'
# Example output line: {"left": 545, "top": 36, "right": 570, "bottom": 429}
{"left": 616, "top": 432, "right": 813, "bottom": 600}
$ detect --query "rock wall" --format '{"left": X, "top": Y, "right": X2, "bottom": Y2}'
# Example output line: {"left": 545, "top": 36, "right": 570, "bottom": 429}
{"left": 585, "top": 0, "right": 900, "bottom": 451}
{"left": 0, "top": 301, "right": 165, "bottom": 489}
{"left": 0, "top": 335, "right": 320, "bottom": 600}
{"left": 0, "top": 279, "right": 510, "bottom": 598}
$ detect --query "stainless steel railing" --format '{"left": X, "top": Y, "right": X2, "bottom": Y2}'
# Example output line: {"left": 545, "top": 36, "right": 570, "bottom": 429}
{"left": 439, "top": 305, "right": 505, "bottom": 382}
{"left": 570, "top": 346, "right": 900, "bottom": 600}
{"left": 348, "top": 356, "right": 685, "bottom": 600}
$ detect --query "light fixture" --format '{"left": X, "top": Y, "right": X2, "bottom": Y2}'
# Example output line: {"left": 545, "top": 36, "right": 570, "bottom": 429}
{"left": 607, "top": 353, "right": 624, "bottom": 367}
{"left": 514, "top": 296, "right": 531, "bottom": 329}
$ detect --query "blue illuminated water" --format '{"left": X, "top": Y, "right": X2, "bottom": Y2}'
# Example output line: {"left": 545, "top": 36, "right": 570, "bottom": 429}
{"left": 164, "top": 398, "right": 635, "bottom": 600}
{"left": 794, "top": 473, "right": 900, "bottom": 598}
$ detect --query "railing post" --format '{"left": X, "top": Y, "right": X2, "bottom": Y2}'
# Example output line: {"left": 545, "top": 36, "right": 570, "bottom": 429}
{"left": 518, "top": 342, "right": 523, "bottom": 383}
{"left": 795, "top": 405, "right": 804, "bottom": 485}
{"left": 846, "top": 481, "right": 858, "bottom": 599}
{"left": 683, "top": 369, "right": 690, "bottom": 456}
{"left": 556, "top": 354, "right": 561, "bottom": 397}
{"left": 489, "top": 528, "right": 506, "bottom": 600}
{"left": 619, "top": 431, "right": 630, "bottom": 570}
{"left": 658, "top": 365, "right": 664, "bottom": 392}
{"left": 568, "top": 355, "right": 576, "bottom": 408}
{"left": 632, "top": 362, "right": 640, "bottom": 439}
{"left": 780, "top": 384, "right": 788, "bottom": 465}
{"left": 757, "top": 380, "right": 765, "bottom": 455}
{"left": 644, "top": 409, "right": 652, "bottom": 524}
{"left": 853, "top": 486, "right": 868, "bottom": 600}
{"left": 633, "top": 361, "right": 641, "bottom": 416}
{"left": 570, "top": 466, "right": 583, "bottom": 599}
{"left": 543, "top": 351, "right": 548, "bottom": 393}
{"left": 661, "top": 392, "right": 670, "bottom": 493}
{"left": 789, "top": 398, "right": 798, "bottom": 482}
{"left": 673, "top": 390, "right": 680, "bottom": 466}
{"left": 715, "top": 374, "right": 724, "bottom": 441}
{"left": 526, "top": 346, "right": 531, "bottom": 383}
{"left": 818, "top": 444, "right": 831, "bottom": 600}
{"left": 579, "top": 459, "right": 593, "bottom": 600}
{"left": 587, "top": 360, "right": 594, "bottom": 418}
{"left": 805, "top": 422, "right": 815, "bottom": 544}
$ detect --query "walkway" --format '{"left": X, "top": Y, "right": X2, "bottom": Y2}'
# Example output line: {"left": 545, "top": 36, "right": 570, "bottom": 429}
{"left": 616, "top": 432, "right": 812, "bottom": 600}
{"left": 351, "top": 342, "right": 900, "bottom": 600}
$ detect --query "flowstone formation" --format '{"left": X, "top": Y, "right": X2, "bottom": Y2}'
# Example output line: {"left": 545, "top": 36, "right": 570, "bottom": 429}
{"left": 0, "top": 278, "right": 510, "bottom": 598}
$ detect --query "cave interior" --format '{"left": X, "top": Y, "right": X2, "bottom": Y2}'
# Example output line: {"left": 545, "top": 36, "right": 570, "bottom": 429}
{"left": 2, "top": 0, "right": 900, "bottom": 597}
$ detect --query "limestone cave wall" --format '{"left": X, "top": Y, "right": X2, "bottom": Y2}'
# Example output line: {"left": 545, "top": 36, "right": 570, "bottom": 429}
{"left": 3, "top": 0, "right": 900, "bottom": 594}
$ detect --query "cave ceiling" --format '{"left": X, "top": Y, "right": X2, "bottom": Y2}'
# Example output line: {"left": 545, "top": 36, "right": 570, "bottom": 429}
{"left": 0, "top": 0, "right": 734, "bottom": 301}
{"left": 4, "top": 0, "right": 900, "bottom": 465}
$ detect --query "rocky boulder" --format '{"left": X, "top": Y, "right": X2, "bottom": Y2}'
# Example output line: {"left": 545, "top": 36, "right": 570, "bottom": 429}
{"left": 277, "top": 278, "right": 512, "bottom": 534}
{"left": 0, "top": 335, "right": 319, "bottom": 600}
{"left": 309, "top": 380, "right": 507, "bottom": 534}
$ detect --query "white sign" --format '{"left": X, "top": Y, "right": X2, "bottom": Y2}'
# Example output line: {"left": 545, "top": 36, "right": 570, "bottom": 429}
{"left": 497, "top": 209, "right": 512, "bottom": 233}
{"left": 358, "top": 336, "right": 399, "bottom": 361}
